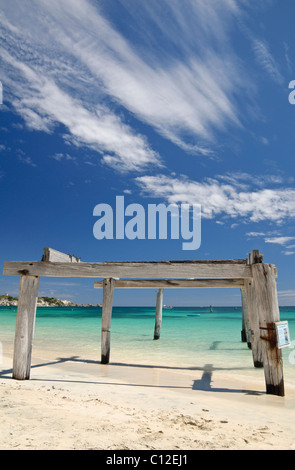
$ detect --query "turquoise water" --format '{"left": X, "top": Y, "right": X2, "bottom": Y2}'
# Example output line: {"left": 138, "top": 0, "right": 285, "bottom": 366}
{"left": 1, "top": 305, "right": 295, "bottom": 384}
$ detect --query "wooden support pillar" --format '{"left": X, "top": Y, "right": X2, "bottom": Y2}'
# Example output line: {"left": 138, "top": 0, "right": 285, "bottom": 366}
{"left": 154, "top": 288, "right": 163, "bottom": 340}
{"left": 240, "top": 287, "right": 251, "bottom": 348}
{"left": 244, "top": 279, "right": 263, "bottom": 368}
{"left": 252, "top": 263, "right": 284, "bottom": 396}
{"left": 13, "top": 275, "right": 39, "bottom": 380}
{"left": 101, "top": 278, "right": 114, "bottom": 364}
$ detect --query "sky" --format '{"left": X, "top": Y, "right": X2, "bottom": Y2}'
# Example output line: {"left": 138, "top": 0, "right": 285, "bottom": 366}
{"left": 1, "top": 0, "right": 295, "bottom": 306}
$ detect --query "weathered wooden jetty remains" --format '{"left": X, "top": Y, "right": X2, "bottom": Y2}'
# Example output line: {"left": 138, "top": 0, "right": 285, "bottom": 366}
{"left": 3, "top": 248, "right": 285, "bottom": 396}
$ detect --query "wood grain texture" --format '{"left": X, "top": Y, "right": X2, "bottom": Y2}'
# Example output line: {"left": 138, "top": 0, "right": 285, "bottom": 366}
{"left": 42, "top": 248, "right": 81, "bottom": 263}
{"left": 4, "top": 261, "right": 252, "bottom": 279}
{"left": 252, "top": 263, "right": 284, "bottom": 396}
{"left": 101, "top": 278, "right": 114, "bottom": 364}
{"left": 244, "top": 278, "right": 264, "bottom": 368}
{"left": 154, "top": 289, "right": 163, "bottom": 340}
{"left": 240, "top": 287, "right": 251, "bottom": 348}
{"left": 13, "top": 275, "right": 39, "bottom": 380}
{"left": 94, "top": 279, "right": 245, "bottom": 288}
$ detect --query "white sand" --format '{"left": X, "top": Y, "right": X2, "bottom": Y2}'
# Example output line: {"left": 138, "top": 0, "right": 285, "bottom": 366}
{"left": 1, "top": 351, "right": 295, "bottom": 450}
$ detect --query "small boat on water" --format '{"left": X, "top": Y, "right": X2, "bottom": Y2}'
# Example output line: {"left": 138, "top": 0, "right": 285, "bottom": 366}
{"left": 187, "top": 314, "right": 200, "bottom": 317}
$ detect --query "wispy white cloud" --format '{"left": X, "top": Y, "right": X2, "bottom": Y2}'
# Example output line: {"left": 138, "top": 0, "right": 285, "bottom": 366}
{"left": 0, "top": 46, "right": 160, "bottom": 172}
{"left": 260, "top": 136, "right": 269, "bottom": 145}
{"left": 283, "top": 42, "right": 293, "bottom": 75}
{"left": 215, "top": 171, "right": 287, "bottom": 190}
{"left": 48, "top": 0, "right": 245, "bottom": 151}
{"left": 246, "top": 232, "right": 295, "bottom": 254}
{"left": 0, "top": 0, "right": 255, "bottom": 167}
{"left": 246, "top": 232, "right": 266, "bottom": 237}
{"left": 0, "top": 6, "right": 161, "bottom": 173}
{"left": 278, "top": 290, "right": 295, "bottom": 297}
{"left": 136, "top": 173, "right": 295, "bottom": 223}
{"left": 50, "top": 153, "right": 77, "bottom": 163}
{"left": 252, "top": 38, "right": 284, "bottom": 85}
{"left": 17, "top": 150, "right": 37, "bottom": 167}
{"left": 264, "top": 237, "right": 295, "bottom": 245}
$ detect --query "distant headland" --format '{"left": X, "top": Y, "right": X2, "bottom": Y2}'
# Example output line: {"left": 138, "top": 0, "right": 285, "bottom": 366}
{"left": 0, "top": 294, "right": 100, "bottom": 308}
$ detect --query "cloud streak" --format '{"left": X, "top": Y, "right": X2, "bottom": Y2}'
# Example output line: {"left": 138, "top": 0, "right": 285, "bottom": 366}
{"left": 0, "top": 0, "right": 255, "bottom": 168}
{"left": 264, "top": 237, "right": 295, "bottom": 245}
{"left": 0, "top": 5, "right": 161, "bottom": 172}
{"left": 136, "top": 173, "right": 295, "bottom": 223}
{"left": 278, "top": 290, "right": 295, "bottom": 297}
{"left": 252, "top": 38, "right": 284, "bottom": 85}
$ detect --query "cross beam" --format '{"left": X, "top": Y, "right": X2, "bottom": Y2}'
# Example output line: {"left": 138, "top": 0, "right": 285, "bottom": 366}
{"left": 94, "top": 279, "right": 245, "bottom": 288}
{"left": 3, "top": 260, "right": 252, "bottom": 279}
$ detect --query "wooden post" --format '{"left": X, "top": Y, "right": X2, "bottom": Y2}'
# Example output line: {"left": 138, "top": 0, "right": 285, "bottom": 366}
{"left": 244, "top": 278, "right": 263, "bottom": 368}
{"left": 240, "top": 287, "right": 251, "bottom": 348}
{"left": 101, "top": 278, "right": 114, "bottom": 364}
{"left": 252, "top": 263, "right": 284, "bottom": 396}
{"left": 154, "top": 288, "right": 163, "bottom": 340}
{"left": 13, "top": 275, "right": 39, "bottom": 380}
{"left": 248, "top": 249, "right": 264, "bottom": 264}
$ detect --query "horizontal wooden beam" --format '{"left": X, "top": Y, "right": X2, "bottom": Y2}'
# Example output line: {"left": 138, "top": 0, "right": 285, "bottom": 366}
{"left": 3, "top": 260, "right": 253, "bottom": 279}
{"left": 94, "top": 279, "right": 245, "bottom": 288}
{"left": 42, "top": 248, "right": 81, "bottom": 263}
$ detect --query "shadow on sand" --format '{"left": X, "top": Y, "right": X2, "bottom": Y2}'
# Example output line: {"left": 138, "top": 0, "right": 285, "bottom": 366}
{"left": 0, "top": 356, "right": 263, "bottom": 396}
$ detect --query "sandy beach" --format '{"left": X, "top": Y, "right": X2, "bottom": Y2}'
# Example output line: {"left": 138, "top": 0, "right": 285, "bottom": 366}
{"left": 1, "top": 347, "right": 295, "bottom": 451}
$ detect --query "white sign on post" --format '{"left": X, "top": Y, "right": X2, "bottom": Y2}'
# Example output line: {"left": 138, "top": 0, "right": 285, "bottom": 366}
{"left": 275, "top": 321, "right": 291, "bottom": 349}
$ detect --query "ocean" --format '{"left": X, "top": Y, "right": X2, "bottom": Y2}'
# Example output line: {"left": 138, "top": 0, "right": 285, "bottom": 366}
{"left": 1, "top": 305, "right": 295, "bottom": 387}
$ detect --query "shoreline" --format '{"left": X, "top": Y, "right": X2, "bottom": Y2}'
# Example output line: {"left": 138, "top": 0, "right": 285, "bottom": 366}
{"left": 1, "top": 348, "right": 295, "bottom": 450}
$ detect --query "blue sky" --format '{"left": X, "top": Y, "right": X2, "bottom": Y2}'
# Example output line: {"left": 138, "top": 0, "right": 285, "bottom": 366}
{"left": 1, "top": 0, "right": 295, "bottom": 306}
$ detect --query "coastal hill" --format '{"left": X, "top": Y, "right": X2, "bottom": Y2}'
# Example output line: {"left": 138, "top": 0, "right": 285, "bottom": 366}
{"left": 0, "top": 294, "right": 100, "bottom": 308}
